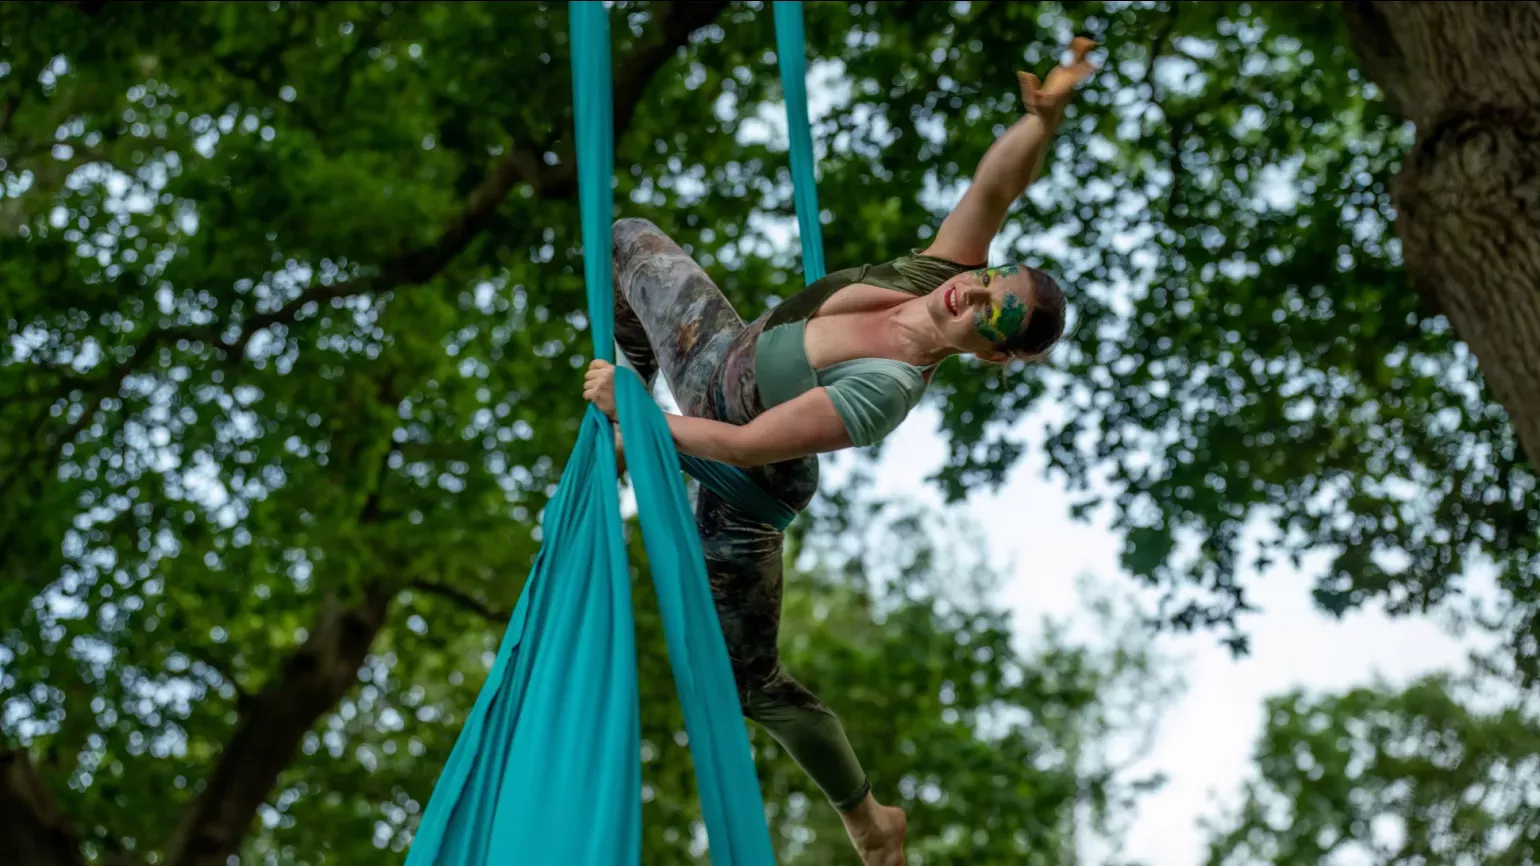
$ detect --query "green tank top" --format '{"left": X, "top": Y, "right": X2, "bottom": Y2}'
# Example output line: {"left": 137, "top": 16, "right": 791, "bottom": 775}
{"left": 754, "top": 251, "right": 981, "bottom": 447}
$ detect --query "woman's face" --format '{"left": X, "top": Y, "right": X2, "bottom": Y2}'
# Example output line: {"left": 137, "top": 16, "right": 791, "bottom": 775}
{"left": 927, "top": 265, "right": 1033, "bottom": 363}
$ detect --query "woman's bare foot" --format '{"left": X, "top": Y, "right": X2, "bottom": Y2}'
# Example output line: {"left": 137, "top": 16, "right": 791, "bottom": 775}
{"left": 839, "top": 794, "right": 907, "bottom": 866}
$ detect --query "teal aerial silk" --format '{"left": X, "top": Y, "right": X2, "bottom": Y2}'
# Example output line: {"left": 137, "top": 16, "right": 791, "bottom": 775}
{"left": 773, "top": 0, "right": 826, "bottom": 281}
{"left": 405, "top": 3, "right": 821, "bottom": 863}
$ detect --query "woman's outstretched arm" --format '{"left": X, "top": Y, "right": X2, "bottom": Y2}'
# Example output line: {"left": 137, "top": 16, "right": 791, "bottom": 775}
{"left": 922, "top": 38, "right": 1098, "bottom": 265}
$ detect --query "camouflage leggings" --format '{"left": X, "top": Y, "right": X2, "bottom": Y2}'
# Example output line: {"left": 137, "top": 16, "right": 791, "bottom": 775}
{"left": 611, "top": 217, "right": 871, "bottom": 811}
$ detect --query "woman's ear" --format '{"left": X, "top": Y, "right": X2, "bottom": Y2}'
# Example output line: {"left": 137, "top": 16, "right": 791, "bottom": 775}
{"left": 975, "top": 350, "right": 1010, "bottom": 365}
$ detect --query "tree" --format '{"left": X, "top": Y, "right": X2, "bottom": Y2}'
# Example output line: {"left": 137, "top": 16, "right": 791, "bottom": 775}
{"left": 1341, "top": 1, "right": 1540, "bottom": 480}
{"left": 1, "top": 0, "right": 1535, "bottom": 861}
{"left": 0, "top": 2, "right": 745, "bottom": 861}
{"left": 1204, "top": 670, "right": 1540, "bottom": 864}
{"left": 759, "top": 493, "right": 1175, "bottom": 864}
{"left": 0, "top": 7, "right": 1174, "bottom": 861}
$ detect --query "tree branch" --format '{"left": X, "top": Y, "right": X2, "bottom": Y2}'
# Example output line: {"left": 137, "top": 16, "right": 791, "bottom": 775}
{"left": 0, "top": 90, "right": 21, "bottom": 140}
{"left": 1142, "top": 3, "right": 1188, "bottom": 218}
{"left": 160, "top": 586, "right": 393, "bottom": 866}
{"left": 1142, "top": 2, "right": 1180, "bottom": 88}
{"left": 0, "top": 748, "right": 85, "bottom": 866}
{"left": 162, "top": 429, "right": 407, "bottom": 866}
{"left": 409, "top": 579, "right": 512, "bottom": 623}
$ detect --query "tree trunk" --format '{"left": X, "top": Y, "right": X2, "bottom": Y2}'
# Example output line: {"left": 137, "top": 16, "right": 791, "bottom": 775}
{"left": 1342, "top": 2, "right": 1540, "bottom": 468}
{"left": 0, "top": 749, "right": 85, "bottom": 866}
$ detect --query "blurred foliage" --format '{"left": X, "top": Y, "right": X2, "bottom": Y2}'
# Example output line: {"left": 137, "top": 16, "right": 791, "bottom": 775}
{"left": 0, "top": 0, "right": 1533, "bottom": 863}
{"left": 1204, "top": 668, "right": 1540, "bottom": 864}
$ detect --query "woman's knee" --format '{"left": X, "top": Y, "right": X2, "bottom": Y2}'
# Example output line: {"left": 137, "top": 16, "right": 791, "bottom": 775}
{"left": 612, "top": 216, "right": 665, "bottom": 252}
{"left": 739, "top": 665, "right": 833, "bottom": 723}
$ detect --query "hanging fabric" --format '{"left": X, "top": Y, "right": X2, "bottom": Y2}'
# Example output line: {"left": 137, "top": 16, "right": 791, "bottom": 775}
{"left": 407, "top": 2, "right": 823, "bottom": 862}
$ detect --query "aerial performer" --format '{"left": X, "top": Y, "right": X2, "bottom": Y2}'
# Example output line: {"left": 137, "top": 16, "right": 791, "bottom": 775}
{"left": 583, "top": 38, "right": 1097, "bottom": 866}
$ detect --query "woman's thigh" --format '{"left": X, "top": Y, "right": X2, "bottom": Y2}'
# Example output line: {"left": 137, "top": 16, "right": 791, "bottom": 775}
{"left": 612, "top": 217, "right": 743, "bottom": 416}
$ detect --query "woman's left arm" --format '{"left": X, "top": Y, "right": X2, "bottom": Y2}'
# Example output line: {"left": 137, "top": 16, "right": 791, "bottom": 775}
{"left": 584, "top": 360, "right": 852, "bottom": 466}
{"left": 664, "top": 387, "right": 852, "bottom": 466}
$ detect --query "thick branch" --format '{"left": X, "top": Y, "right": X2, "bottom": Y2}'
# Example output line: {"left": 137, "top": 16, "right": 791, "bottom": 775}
{"left": 0, "top": 749, "right": 85, "bottom": 866}
{"left": 162, "top": 440, "right": 402, "bottom": 866}
{"left": 410, "top": 579, "right": 511, "bottom": 624}
{"left": 161, "top": 587, "right": 393, "bottom": 866}
{"left": 1339, "top": 1, "right": 1415, "bottom": 119}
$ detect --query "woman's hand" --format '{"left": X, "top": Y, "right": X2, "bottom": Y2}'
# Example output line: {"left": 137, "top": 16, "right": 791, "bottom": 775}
{"left": 583, "top": 359, "right": 617, "bottom": 420}
{"left": 1018, "top": 37, "right": 1097, "bottom": 124}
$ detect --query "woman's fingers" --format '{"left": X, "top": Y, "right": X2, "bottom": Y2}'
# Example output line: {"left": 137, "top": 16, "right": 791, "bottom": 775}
{"left": 1017, "top": 70, "right": 1040, "bottom": 107}
{"left": 1065, "top": 37, "right": 1098, "bottom": 82}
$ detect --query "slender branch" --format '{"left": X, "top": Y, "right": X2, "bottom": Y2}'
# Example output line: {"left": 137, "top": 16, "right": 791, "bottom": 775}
{"left": 409, "top": 579, "right": 512, "bottom": 624}
{"left": 1142, "top": 2, "right": 1180, "bottom": 87}
{"left": 1141, "top": 3, "right": 1188, "bottom": 217}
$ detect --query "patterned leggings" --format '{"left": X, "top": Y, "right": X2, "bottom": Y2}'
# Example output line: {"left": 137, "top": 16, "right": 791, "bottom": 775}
{"left": 611, "top": 217, "right": 871, "bottom": 811}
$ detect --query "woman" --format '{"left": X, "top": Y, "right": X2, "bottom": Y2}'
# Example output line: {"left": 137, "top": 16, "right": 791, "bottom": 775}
{"left": 584, "top": 39, "right": 1095, "bottom": 866}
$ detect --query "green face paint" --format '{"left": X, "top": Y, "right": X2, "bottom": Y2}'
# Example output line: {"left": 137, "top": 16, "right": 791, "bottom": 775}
{"left": 970, "top": 266, "right": 1029, "bottom": 345}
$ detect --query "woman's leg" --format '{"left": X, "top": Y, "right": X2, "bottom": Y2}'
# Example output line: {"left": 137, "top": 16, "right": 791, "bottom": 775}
{"left": 613, "top": 217, "right": 900, "bottom": 859}
{"left": 695, "top": 488, "right": 871, "bottom": 810}
{"left": 612, "top": 217, "right": 743, "bottom": 413}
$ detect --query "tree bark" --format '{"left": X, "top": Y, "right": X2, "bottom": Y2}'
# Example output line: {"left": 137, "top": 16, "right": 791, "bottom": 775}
{"left": 0, "top": 748, "right": 85, "bottom": 866}
{"left": 1342, "top": 2, "right": 1540, "bottom": 468}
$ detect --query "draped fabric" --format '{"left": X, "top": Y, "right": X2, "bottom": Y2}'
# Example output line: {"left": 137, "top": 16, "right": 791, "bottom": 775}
{"left": 405, "top": 3, "right": 822, "bottom": 863}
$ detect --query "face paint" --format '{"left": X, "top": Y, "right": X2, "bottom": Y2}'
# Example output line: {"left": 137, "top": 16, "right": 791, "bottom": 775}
{"left": 970, "top": 266, "right": 1029, "bottom": 344}
{"left": 974, "top": 264, "right": 1021, "bottom": 288}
